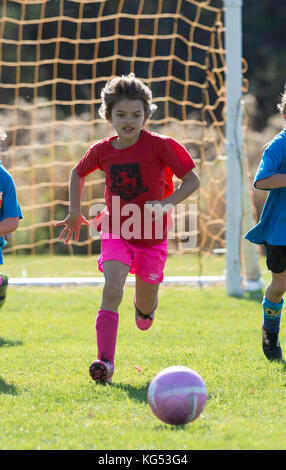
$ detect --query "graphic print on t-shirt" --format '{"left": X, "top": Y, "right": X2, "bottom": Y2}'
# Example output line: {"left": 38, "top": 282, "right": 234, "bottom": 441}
{"left": 109, "top": 163, "right": 148, "bottom": 201}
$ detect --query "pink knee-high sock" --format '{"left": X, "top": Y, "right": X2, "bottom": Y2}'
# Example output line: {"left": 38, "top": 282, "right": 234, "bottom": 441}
{"left": 96, "top": 309, "right": 119, "bottom": 365}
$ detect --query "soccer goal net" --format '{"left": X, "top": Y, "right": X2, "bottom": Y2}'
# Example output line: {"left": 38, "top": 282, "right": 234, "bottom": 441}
{"left": 0, "top": 0, "right": 257, "bottom": 287}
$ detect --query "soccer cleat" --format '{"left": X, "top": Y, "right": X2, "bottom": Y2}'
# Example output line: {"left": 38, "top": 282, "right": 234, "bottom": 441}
{"left": 262, "top": 327, "right": 282, "bottom": 361}
{"left": 135, "top": 307, "right": 154, "bottom": 331}
{"left": 0, "top": 273, "right": 8, "bottom": 308}
{"left": 89, "top": 359, "right": 114, "bottom": 384}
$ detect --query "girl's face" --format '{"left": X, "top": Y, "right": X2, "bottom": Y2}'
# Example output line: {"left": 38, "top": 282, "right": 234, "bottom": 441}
{"left": 109, "top": 98, "right": 146, "bottom": 148}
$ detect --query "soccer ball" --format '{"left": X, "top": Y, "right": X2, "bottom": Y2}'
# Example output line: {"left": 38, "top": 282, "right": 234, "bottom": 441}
{"left": 147, "top": 366, "right": 207, "bottom": 425}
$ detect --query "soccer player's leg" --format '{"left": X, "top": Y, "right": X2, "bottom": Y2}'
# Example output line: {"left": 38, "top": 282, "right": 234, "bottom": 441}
{"left": 0, "top": 273, "right": 8, "bottom": 308}
{"left": 262, "top": 270, "right": 286, "bottom": 361}
{"left": 134, "top": 276, "right": 159, "bottom": 331}
{"left": 89, "top": 260, "right": 130, "bottom": 384}
{"left": 133, "top": 239, "right": 168, "bottom": 331}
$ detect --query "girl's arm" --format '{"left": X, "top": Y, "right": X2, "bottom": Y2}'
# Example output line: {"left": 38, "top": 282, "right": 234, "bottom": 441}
{"left": 162, "top": 169, "right": 200, "bottom": 207}
{"left": 255, "top": 173, "right": 286, "bottom": 190}
{"left": 55, "top": 167, "right": 89, "bottom": 244}
{"left": 69, "top": 166, "right": 85, "bottom": 215}
{"left": 146, "top": 169, "right": 200, "bottom": 219}
{"left": 0, "top": 217, "right": 19, "bottom": 237}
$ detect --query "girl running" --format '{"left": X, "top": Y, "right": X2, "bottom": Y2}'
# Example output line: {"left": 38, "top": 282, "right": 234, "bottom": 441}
{"left": 56, "top": 73, "right": 199, "bottom": 383}
{"left": 245, "top": 87, "right": 286, "bottom": 361}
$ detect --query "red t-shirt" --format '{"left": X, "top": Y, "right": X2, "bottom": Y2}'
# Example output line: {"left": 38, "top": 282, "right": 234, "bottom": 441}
{"left": 76, "top": 129, "right": 195, "bottom": 246}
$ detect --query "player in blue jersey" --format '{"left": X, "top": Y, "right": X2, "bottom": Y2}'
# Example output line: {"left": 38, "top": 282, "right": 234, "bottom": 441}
{"left": 245, "top": 88, "right": 286, "bottom": 361}
{"left": 0, "top": 129, "right": 22, "bottom": 307}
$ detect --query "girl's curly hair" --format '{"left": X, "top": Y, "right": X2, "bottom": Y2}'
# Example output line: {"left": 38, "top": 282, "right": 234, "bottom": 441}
{"left": 99, "top": 73, "right": 157, "bottom": 121}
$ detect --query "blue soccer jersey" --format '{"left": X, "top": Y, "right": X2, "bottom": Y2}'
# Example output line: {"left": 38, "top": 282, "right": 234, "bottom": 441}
{"left": 0, "top": 165, "right": 22, "bottom": 264}
{"left": 245, "top": 129, "right": 286, "bottom": 246}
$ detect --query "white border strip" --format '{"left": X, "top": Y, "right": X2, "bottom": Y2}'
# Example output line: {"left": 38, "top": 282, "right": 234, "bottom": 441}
{"left": 8, "top": 276, "right": 226, "bottom": 287}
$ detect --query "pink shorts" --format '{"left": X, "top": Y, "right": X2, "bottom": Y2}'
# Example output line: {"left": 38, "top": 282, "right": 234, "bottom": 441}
{"left": 97, "top": 235, "right": 168, "bottom": 284}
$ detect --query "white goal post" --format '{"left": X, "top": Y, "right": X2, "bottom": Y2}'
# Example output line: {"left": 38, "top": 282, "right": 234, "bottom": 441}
{"left": 225, "top": 0, "right": 261, "bottom": 296}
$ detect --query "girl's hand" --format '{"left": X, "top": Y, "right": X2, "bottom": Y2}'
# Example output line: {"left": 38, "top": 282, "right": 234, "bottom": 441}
{"left": 54, "top": 213, "right": 90, "bottom": 244}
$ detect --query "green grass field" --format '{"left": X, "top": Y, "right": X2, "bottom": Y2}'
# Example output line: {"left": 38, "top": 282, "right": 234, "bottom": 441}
{"left": 2, "top": 251, "right": 226, "bottom": 278}
{"left": 0, "top": 254, "right": 285, "bottom": 450}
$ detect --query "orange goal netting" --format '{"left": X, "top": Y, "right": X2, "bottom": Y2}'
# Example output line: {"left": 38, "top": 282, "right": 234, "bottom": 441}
{"left": 0, "top": 0, "right": 234, "bottom": 274}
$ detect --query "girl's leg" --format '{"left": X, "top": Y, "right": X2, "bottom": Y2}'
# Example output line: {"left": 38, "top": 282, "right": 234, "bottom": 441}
{"left": 264, "top": 270, "right": 286, "bottom": 303}
{"left": 0, "top": 273, "right": 8, "bottom": 308}
{"left": 262, "top": 270, "right": 286, "bottom": 361}
{"left": 100, "top": 260, "right": 130, "bottom": 312}
{"left": 90, "top": 260, "right": 130, "bottom": 383}
{"left": 134, "top": 275, "right": 160, "bottom": 330}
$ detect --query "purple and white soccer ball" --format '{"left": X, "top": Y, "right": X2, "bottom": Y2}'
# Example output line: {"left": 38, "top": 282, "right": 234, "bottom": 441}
{"left": 148, "top": 366, "right": 207, "bottom": 425}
